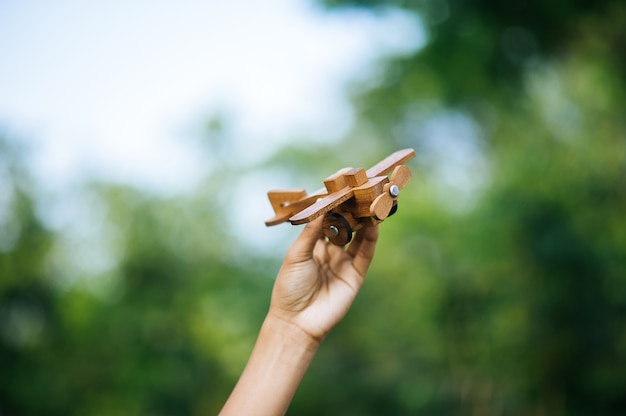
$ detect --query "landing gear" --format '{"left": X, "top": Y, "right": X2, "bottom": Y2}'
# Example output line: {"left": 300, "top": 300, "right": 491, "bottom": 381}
{"left": 323, "top": 213, "right": 353, "bottom": 246}
{"left": 389, "top": 201, "right": 398, "bottom": 217}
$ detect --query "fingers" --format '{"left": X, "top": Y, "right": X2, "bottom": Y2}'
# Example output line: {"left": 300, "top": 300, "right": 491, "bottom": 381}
{"left": 348, "top": 225, "right": 379, "bottom": 277}
{"left": 346, "top": 224, "right": 377, "bottom": 257}
{"left": 285, "top": 216, "right": 379, "bottom": 278}
{"left": 285, "top": 216, "right": 325, "bottom": 264}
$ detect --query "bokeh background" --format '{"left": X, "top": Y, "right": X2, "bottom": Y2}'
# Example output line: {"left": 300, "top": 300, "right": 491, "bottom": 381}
{"left": 1, "top": 0, "right": 625, "bottom": 414}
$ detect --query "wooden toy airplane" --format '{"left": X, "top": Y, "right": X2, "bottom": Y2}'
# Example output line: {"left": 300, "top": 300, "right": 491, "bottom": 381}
{"left": 265, "top": 148, "right": 415, "bottom": 245}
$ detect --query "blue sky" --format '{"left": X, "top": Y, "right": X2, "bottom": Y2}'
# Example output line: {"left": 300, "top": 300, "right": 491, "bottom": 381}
{"left": 0, "top": 1, "right": 423, "bottom": 194}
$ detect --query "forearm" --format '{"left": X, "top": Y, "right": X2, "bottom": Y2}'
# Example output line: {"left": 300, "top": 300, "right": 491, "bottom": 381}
{"left": 219, "top": 315, "right": 320, "bottom": 416}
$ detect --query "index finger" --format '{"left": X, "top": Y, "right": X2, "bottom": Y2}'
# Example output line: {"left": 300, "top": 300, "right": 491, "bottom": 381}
{"left": 284, "top": 216, "right": 325, "bottom": 264}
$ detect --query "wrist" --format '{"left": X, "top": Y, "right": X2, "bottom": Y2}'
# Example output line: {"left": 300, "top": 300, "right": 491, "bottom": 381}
{"left": 263, "top": 312, "right": 323, "bottom": 351}
{"left": 219, "top": 312, "right": 321, "bottom": 415}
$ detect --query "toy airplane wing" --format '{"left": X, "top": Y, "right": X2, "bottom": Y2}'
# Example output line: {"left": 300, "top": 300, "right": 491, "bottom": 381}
{"left": 366, "top": 148, "right": 416, "bottom": 178}
{"left": 289, "top": 187, "right": 354, "bottom": 225}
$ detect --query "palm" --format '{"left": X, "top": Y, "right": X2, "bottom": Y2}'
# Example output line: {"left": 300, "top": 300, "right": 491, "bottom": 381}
{"left": 270, "top": 218, "right": 378, "bottom": 342}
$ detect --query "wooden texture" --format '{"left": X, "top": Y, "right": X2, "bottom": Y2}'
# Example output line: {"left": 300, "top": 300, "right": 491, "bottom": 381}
{"left": 370, "top": 192, "right": 394, "bottom": 220}
{"left": 388, "top": 165, "right": 412, "bottom": 188}
{"left": 367, "top": 164, "right": 413, "bottom": 221}
{"left": 344, "top": 168, "right": 368, "bottom": 187}
{"left": 265, "top": 148, "right": 416, "bottom": 241}
{"left": 350, "top": 176, "right": 388, "bottom": 218}
{"left": 322, "top": 213, "right": 353, "bottom": 245}
{"left": 366, "top": 148, "right": 415, "bottom": 178}
{"left": 288, "top": 187, "right": 354, "bottom": 225}
{"left": 265, "top": 189, "right": 327, "bottom": 226}
{"left": 268, "top": 190, "right": 307, "bottom": 214}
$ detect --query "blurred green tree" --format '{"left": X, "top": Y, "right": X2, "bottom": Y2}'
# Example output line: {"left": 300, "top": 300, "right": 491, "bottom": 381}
{"left": 0, "top": 137, "right": 278, "bottom": 415}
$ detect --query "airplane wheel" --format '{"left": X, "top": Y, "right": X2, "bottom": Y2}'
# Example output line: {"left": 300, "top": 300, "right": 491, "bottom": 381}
{"left": 323, "top": 213, "right": 353, "bottom": 246}
{"left": 388, "top": 201, "right": 398, "bottom": 217}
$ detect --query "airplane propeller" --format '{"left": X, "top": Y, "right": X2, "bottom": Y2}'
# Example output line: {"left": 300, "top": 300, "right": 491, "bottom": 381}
{"left": 369, "top": 165, "right": 412, "bottom": 221}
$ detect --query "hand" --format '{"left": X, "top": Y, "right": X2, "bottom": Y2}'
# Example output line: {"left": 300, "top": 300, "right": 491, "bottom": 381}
{"left": 269, "top": 215, "right": 379, "bottom": 343}
{"left": 220, "top": 216, "right": 379, "bottom": 415}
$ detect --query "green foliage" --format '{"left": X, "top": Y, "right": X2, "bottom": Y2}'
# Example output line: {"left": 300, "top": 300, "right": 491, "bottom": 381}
{"left": 289, "top": 0, "right": 626, "bottom": 414}
{"left": 0, "top": 144, "right": 277, "bottom": 415}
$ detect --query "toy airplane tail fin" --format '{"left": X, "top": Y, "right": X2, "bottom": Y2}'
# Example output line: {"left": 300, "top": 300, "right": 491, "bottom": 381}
{"left": 265, "top": 190, "right": 307, "bottom": 226}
